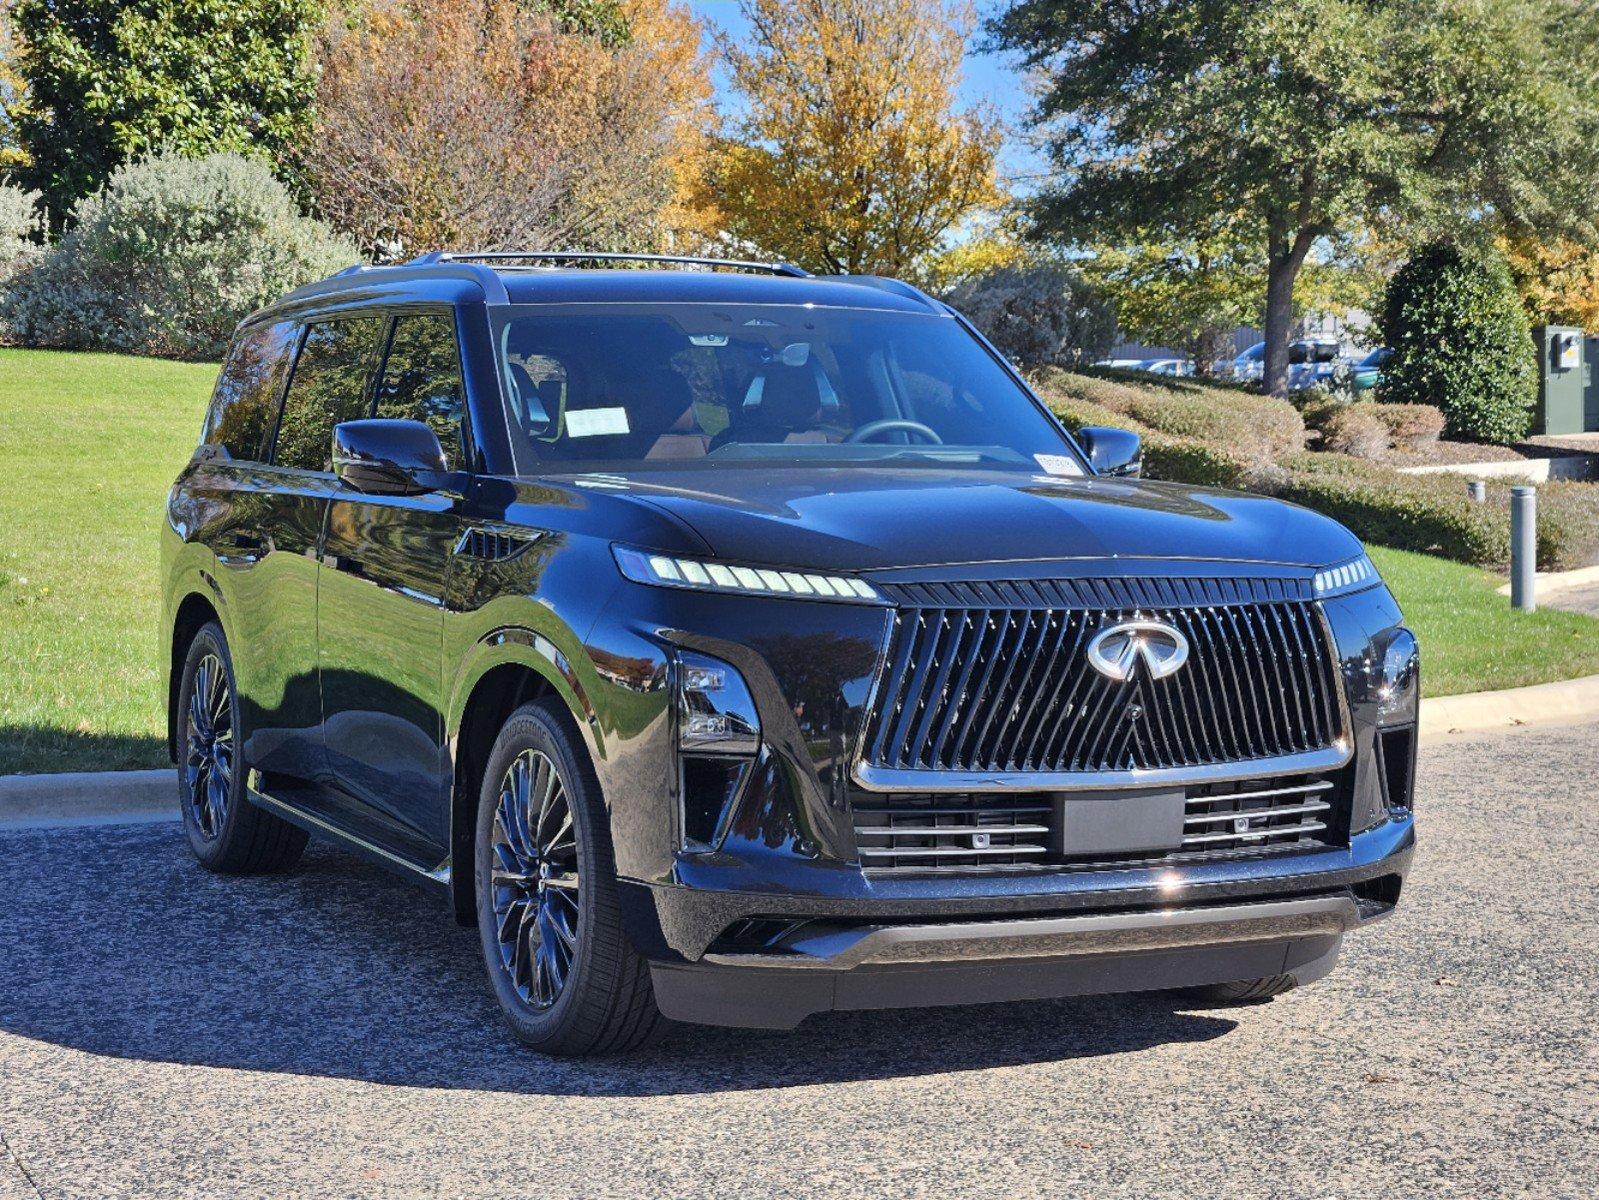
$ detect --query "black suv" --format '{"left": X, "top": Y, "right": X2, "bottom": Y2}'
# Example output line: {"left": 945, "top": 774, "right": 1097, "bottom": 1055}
{"left": 161, "top": 252, "right": 1417, "bottom": 1055}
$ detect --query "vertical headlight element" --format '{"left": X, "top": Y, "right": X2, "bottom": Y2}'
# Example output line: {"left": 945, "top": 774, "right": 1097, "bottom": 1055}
{"left": 676, "top": 651, "right": 761, "bottom": 848}
{"left": 1375, "top": 628, "right": 1420, "bottom": 726}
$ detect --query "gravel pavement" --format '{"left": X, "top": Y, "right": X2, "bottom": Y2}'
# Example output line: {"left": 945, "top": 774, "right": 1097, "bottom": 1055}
{"left": 1, "top": 722, "right": 1595, "bottom": 1199}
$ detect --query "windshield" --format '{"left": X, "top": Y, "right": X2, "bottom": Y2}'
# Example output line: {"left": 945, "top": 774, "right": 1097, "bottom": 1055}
{"left": 489, "top": 303, "right": 1086, "bottom": 475}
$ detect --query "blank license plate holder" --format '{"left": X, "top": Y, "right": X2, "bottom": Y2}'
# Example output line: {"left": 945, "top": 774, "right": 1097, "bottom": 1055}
{"left": 1055, "top": 788, "right": 1187, "bottom": 856}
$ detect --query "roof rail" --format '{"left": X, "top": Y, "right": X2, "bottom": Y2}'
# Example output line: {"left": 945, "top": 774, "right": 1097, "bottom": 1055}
{"left": 413, "top": 250, "right": 811, "bottom": 278}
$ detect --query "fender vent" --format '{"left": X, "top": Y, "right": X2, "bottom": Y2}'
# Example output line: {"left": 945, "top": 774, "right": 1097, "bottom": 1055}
{"left": 455, "top": 528, "right": 539, "bottom": 562}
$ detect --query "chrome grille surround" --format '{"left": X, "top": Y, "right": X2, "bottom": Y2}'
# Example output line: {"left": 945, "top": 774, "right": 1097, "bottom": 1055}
{"left": 857, "top": 575, "right": 1348, "bottom": 791}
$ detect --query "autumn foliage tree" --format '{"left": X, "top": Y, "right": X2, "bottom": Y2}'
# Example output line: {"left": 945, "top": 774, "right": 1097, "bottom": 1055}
{"left": 708, "top": 0, "right": 1001, "bottom": 276}
{"left": 301, "top": 0, "right": 711, "bottom": 257}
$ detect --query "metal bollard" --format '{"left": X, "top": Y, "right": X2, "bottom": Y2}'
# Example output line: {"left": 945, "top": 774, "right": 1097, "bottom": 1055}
{"left": 1510, "top": 486, "right": 1536, "bottom": 612}
{"left": 1467, "top": 480, "right": 1486, "bottom": 503}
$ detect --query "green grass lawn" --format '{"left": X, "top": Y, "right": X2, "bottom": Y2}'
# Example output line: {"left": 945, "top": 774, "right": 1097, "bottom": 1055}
{"left": 0, "top": 347, "right": 1595, "bottom": 774}
{"left": 1368, "top": 545, "right": 1599, "bottom": 697}
{"left": 0, "top": 348, "right": 215, "bottom": 774}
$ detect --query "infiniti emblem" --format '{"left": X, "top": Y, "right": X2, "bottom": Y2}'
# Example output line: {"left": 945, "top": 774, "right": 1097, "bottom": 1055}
{"left": 1086, "top": 620, "right": 1191, "bottom": 682}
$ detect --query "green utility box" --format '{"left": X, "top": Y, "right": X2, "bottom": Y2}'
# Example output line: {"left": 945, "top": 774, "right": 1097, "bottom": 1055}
{"left": 1532, "top": 325, "right": 1590, "bottom": 435}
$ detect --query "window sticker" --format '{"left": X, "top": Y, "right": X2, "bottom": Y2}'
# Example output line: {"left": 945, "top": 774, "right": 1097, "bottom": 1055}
{"left": 1034, "top": 453, "right": 1083, "bottom": 477}
{"left": 565, "top": 407, "right": 631, "bottom": 438}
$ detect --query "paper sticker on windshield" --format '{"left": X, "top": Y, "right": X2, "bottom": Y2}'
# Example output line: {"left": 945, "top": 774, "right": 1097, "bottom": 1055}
{"left": 565, "top": 407, "right": 630, "bottom": 438}
{"left": 1034, "top": 453, "right": 1082, "bottom": 476}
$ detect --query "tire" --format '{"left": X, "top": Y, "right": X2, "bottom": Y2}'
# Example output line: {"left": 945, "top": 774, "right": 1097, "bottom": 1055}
{"left": 176, "top": 621, "right": 309, "bottom": 874}
{"left": 474, "top": 698, "right": 664, "bottom": 1055}
{"left": 1185, "top": 974, "right": 1297, "bottom": 1004}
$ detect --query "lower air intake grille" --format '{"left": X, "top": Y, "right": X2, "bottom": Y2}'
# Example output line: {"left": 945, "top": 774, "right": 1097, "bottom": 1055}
{"left": 852, "top": 792, "right": 1054, "bottom": 872}
{"left": 854, "top": 773, "right": 1345, "bottom": 875}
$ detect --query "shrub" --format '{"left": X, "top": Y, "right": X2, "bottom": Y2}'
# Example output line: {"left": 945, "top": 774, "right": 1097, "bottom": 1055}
{"left": 1032, "top": 366, "right": 1303, "bottom": 464}
{"left": 1, "top": 152, "right": 356, "bottom": 359}
{"left": 1273, "top": 452, "right": 1510, "bottom": 565}
{"left": 0, "top": 183, "right": 44, "bottom": 272}
{"left": 1369, "top": 402, "right": 1445, "bottom": 454}
{"left": 1319, "top": 404, "right": 1390, "bottom": 461}
{"left": 944, "top": 264, "right": 1115, "bottom": 370}
{"left": 1380, "top": 240, "right": 1537, "bottom": 443}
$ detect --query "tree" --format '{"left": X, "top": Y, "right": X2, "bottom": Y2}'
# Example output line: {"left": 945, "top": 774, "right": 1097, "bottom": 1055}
{"left": 1380, "top": 241, "right": 1536, "bottom": 444}
{"left": 708, "top": 0, "right": 1002, "bottom": 276}
{"left": 943, "top": 262, "right": 1114, "bottom": 370}
{"left": 11, "top": 0, "right": 318, "bottom": 225}
{"left": 1501, "top": 233, "right": 1599, "bottom": 332}
{"left": 300, "top": 0, "right": 704, "bottom": 257}
{"left": 0, "top": 6, "right": 25, "bottom": 174}
{"left": 991, "top": 0, "right": 1599, "bottom": 395}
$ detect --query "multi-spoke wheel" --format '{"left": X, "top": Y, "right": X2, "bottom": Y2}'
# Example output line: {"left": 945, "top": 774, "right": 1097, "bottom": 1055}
{"left": 184, "top": 652, "right": 235, "bottom": 839}
{"left": 474, "top": 698, "right": 664, "bottom": 1055}
{"left": 175, "top": 621, "right": 307, "bottom": 873}
{"left": 491, "top": 749, "right": 581, "bottom": 1010}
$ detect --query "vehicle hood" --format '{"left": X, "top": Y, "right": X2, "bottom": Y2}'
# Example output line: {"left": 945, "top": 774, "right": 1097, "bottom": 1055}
{"left": 582, "top": 466, "right": 1363, "bottom": 574}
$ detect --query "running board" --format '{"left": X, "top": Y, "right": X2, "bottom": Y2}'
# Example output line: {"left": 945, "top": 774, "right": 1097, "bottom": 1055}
{"left": 246, "top": 769, "right": 450, "bottom": 886}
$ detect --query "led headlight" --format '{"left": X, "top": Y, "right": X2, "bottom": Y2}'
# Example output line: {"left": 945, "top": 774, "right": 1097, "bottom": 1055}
{"left": 614, "top": 545, "right": 884, "bottom": 603}
{"left": 1374, "top": 628, "right": 1420, "bottom": 726}
{"left": 1313, "top": 554, "right": 1378, "bottom": 599}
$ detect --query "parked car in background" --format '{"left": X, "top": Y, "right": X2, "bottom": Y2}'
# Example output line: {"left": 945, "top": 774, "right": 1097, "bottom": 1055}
{"left": 161, "top": 252, "right": 1417, "bottom": 1055}
{"left": 1137, "top": 358, "right": 1195, "bottom": 377}
{"left": 1352, "top": 347, "right": 1392, "bottom": 392}
{"left": 1228, "top": 338, "right": 1344, "bottom": 390}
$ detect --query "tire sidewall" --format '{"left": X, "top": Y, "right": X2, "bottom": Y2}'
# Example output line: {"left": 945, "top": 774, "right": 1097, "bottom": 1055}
{"left": 176, "top": 622, "right": 249, "bottom": 865}
{"left": 474, "top": 702, "right": 601, "bottom": 1046}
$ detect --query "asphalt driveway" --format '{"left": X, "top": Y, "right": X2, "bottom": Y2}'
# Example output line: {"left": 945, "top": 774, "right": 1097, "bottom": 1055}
{"left": 0, "top": 722, "right": 1595, "bottom": 1199}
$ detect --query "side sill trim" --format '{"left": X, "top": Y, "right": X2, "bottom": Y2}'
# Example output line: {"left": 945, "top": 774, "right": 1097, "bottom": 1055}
{"left": 247, "top": 780, "right": 451, "bottom": 886}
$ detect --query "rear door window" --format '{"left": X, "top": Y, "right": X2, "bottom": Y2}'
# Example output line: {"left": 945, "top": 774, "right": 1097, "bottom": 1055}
{"left": 203, "top": 320, "right": 298, "bottom": 461}
{"left": 374, "top": 313, "right": 467, "bottom": 469}
{"left": 272, "top": 316, "right": 384, "bottom": 471}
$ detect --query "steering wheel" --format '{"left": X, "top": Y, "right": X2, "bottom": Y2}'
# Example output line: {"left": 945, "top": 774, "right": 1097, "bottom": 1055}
{"left": 845, "top": 419, "right": 944, "bottom": 445}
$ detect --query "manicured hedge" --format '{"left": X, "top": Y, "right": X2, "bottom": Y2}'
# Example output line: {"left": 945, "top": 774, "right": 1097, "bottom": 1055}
{"left": 1033, "top": 369, "right": 1597, "bottom": 571}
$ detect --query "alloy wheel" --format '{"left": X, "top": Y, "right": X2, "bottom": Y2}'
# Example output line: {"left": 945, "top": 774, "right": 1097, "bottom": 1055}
{"left": 491, "top": 749, "right": 581, "bottom": 1010}
{"left": 184, "top": 652, "right": 235, "bottom": 839}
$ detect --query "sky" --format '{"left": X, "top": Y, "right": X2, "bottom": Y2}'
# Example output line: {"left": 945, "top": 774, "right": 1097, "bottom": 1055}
{"left": 680, "top": 0, "right": 1047, "bottom": 184}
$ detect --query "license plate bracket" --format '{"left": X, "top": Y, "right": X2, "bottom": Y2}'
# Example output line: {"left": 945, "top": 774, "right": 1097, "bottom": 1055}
{"left": 1054, "top": 788, "right": 1187, "bottom": 856}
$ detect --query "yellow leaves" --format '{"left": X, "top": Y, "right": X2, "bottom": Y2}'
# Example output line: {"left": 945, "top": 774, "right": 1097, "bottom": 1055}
{"left": 1500, "top": 232, "right": 1599, "bottom": 330}
{"left": 707, "top": 0, "right": 1001, "bottom": 275}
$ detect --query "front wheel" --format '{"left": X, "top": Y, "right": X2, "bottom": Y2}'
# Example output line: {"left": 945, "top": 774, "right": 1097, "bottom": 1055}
{"left": 474, "top": 699, "right": 664, "bottom": 1055}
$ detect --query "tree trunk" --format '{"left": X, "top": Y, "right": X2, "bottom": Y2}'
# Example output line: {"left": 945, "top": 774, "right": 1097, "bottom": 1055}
{"left": 1263, "top": 226, "right": 1316, "bottom": 398}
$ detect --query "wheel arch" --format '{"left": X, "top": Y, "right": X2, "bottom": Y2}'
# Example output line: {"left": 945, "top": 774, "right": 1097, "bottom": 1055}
{"left": 446, "top": 632, "right": 600, "bottom": 924}
{"left": 166, "top": 588, "right": 225, "bottom": 764}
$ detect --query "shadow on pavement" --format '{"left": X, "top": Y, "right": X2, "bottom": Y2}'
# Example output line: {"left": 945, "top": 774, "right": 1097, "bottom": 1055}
{"left": 0, "top": 823, "right": 1238, "bottom": 1096}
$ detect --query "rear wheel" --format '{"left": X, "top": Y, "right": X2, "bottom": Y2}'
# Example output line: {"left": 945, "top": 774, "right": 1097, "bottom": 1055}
{"left": 474, "top": 699, "right": 664, "bottom": 1055}
{"left": 177, "top": 622, "right": 308, "bottom": 873}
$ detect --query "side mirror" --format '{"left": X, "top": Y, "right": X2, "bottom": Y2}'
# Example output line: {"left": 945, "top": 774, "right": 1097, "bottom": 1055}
{"left": 1077, "top": 426, "right": 1142, "bottom": 478}
{"left": 332, "top": 419, "right": 448, "bottom": 496}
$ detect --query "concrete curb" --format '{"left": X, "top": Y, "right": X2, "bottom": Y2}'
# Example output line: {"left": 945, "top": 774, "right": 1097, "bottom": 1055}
{"left": 5, "top": 674, "right": 1599, "bottom": 828}
{"left": 1494, "top": 564, "right": 1599, "bottom": 598}
{"left": 0, "top": 769, "right": 177, "bottom": 830}
{"left": 1419, "top": 672, "right": 1599, "bottom": 743}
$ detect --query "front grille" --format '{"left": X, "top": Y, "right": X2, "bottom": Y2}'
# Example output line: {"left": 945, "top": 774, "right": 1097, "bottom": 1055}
{"left": 855, "top": 774, "right": 1344, "bottom": 875}
{"left": 861, "top": 576, "right": 1343, "bottom": 776}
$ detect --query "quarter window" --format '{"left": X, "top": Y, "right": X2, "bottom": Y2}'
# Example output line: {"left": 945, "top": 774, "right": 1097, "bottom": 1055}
{"left": 375, "top": 314, "right": 467, "bottom": 468}
{"left": 203, "top": 320, "right": 297, "bottom": 460}
{"left": 272, "top": 317, "right": 384, "bottom": 471}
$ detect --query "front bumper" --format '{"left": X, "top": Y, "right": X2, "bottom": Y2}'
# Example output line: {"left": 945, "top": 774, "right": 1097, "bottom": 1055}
{"left": 628, "top": 813, "right": 1413, "bottom": 1028}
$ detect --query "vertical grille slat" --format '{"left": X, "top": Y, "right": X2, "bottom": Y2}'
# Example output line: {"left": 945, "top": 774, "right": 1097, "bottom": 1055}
{"left": 862, "top": 577, "right": 1344, "bottom": 777}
